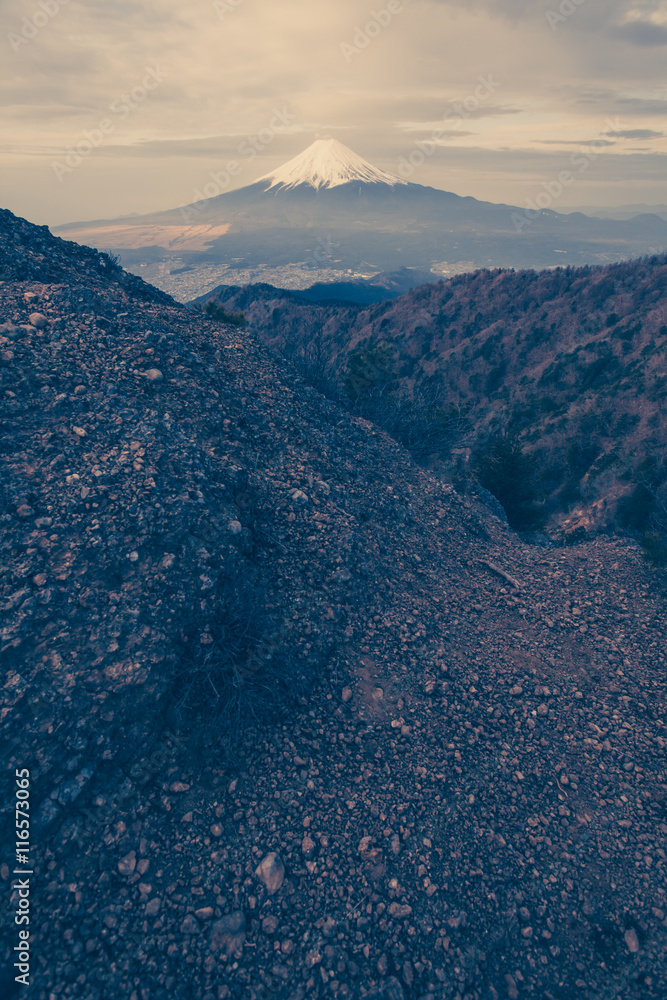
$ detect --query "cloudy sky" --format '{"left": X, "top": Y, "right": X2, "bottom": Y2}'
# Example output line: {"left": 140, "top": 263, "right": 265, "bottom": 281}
{"left": 1, "top": 0, "right": 666, "bottom": 225}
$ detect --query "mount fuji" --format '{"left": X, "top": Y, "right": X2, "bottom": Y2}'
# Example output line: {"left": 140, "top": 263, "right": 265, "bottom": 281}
{"left": 54, "top": 138, "right": 667, "bottom": 301}
{"left": 257, "top": 137, "right": 406, "bottom": 190}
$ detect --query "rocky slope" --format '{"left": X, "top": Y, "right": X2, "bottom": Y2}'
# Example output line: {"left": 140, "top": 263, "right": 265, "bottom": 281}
{"left": 206, "top": 256, "right": 667, "bottom": 539}
{"left": 1, "top": 211, "right": 666, "bottom": 1000}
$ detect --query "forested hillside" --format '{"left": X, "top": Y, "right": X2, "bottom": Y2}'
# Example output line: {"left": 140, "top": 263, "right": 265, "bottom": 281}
{"left": 206, "top": 256, "right": 667, "bottom": 552}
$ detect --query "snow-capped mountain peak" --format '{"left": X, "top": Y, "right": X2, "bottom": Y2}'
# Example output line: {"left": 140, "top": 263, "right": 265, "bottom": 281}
{"left": 258, "top": 138, "right": 407, "bottom": 191}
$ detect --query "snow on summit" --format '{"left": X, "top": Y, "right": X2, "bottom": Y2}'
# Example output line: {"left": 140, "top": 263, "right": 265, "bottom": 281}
{"left": 258, "top": 138, "right": 407, "bottom": 191}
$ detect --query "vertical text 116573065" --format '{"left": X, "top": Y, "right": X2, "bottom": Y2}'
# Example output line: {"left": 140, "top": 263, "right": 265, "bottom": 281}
{"left": 13, "top": 769, "right": 32, "bottom": 987}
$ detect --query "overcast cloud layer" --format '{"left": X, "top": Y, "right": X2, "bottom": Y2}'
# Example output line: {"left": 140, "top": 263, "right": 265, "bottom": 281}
{"left": 1, "top": 0, "right": 666, "bottom": 224}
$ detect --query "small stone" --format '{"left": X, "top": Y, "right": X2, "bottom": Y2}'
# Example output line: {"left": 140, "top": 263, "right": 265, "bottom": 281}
{"left": 291, "top": 489, "right": 309, "bottom": 503}
{"left": 358, "top": 836, "right": 374, "bottom": 854}
{"left": 29, "top": 312, "right": 47, "bottom": 329}
{"left": 505, "top": 974, "right": 519, "bottom": 999}
{"left": 537, "top": 703, "right": 548, "bottom": 716}
{"left": 301, "top": 835, "right": 316, "bottom": 859}
{"left": 342, "top": 687, "right": 353, "bottom": 703}
{"left": 145, "top": 898, "right": 161, "bottom": 917}
{"left": 144, "top": 368, "right": 163, "bottom": 381}
{"left": 195, "top": 907, "right": 214, "bottom": 921}
{"left": 118, "top": 851, "right": 136, "bottom": 876}
{"left": 255, "top": 852, "right": 285, "bottom": 894}
{"left": 261, "top": 914, "right": 279, "bottom": 935}
{"left": 228, "top": 520, "right": 242, "bottom": 535}
{"left": 170, "top": 782, "right": 190, "bottom": 793}
{"left": 211, "top": 911, "right": 246, "bottom": 956}
{"left": 24, "top": 292, "right": 38, "bottom": 304}
{"left": 72, "top": 426, "right": 86, "bottom": 437}
{"left": 510, "top": 685, "right": 523, "bottom": 696}
{"left": 624, "top": 928, "right": 640, "bottom": 953}
{"left": 180, "top": 914, "right": 200, "bottom": 934}
{"left": 388, "top": 903, "right": 412, "bottom": 919}
{"left": 33, "top": 574, "right": 47, "bottom": 587}
{"left": 381, "top": 977, "right": 405, "bottom": 1000}
{"left": 305, "top": 948, "right": 322, "bottom": 968}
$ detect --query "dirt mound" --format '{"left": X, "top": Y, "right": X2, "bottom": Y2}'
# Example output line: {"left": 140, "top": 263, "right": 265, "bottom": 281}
{"left": 1, "top": 211, "right": 666, "bottom": 999}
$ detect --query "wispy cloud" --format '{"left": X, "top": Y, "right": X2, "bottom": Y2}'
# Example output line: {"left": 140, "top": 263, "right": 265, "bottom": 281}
{"left": 610, "top": 21, "right": 667, "bottom": 44}
{"left": 603, "top": 127, "right": 665, "bottom": 138}
{"left": 398, "top": 104, "right": 523, "bottom": 129}
{"left": 535, "top": 138, "right": 616, "bottom": 147}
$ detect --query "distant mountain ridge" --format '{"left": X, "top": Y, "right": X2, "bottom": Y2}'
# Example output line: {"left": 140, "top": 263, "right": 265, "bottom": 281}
{"left": 197, "top": 268, "right": 436, "bottom": 307}
{"left": 571, "top": 204, "right": 667, "bottom": 223}
{"left": 53, "top": 139, "right": 667, "bottom": 301}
